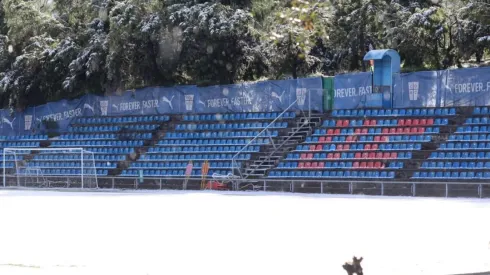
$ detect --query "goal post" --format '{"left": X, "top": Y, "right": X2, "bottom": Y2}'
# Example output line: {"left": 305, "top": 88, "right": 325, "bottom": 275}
{"left": 2, "top": 147, "right": 98, "bottom": 189}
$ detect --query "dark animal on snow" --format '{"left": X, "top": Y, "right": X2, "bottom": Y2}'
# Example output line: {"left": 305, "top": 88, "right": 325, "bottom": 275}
{"left": 343, "top": 256, "right": 363, "bottom": 275}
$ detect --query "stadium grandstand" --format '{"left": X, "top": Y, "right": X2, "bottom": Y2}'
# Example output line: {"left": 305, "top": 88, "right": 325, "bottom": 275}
{"left": 1, "top": 49, "right": 490, "bottom": 198}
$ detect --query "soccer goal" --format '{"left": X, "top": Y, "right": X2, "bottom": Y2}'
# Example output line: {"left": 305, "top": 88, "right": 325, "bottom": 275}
{"left": 2, "top": 148, "right": 98, "bottom": 189}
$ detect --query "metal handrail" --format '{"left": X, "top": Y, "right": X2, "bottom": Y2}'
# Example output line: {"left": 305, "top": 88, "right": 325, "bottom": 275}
{"left": 231, "top": 98, "right": 299, "bottom": 177}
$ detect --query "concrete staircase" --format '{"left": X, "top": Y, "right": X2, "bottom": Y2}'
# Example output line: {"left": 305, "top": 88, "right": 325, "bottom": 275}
{"left": 243, "top": 114, "right": 323, "bottom": 178}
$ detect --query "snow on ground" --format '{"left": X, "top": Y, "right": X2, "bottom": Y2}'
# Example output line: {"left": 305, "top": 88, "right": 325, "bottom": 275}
{"left": 0, "top": 189, "right": 489, "bottom": 275}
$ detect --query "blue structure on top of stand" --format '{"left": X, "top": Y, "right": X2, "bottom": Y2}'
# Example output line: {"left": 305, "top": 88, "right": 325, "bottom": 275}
{"left": 363, "top": 49, "right": 401, "bottom": 109}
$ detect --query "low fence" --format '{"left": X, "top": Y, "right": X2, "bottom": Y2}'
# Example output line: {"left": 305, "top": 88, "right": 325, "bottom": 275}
{"left": 2, "top": 175, "right": 490, "bottom": 198}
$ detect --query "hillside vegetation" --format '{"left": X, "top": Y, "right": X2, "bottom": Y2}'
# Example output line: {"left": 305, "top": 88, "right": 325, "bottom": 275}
{"left": 0, "top": 0, "right": 488, "bottom": 109}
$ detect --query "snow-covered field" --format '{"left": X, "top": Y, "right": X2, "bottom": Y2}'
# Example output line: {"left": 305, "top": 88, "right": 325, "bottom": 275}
{"left": 0, "top": 190, "right": 489, "bottom": 275}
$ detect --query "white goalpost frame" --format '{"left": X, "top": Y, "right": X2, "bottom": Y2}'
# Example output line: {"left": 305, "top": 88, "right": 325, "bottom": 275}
{"left": 2, "top": 147, "right": 98, "bottom": 189}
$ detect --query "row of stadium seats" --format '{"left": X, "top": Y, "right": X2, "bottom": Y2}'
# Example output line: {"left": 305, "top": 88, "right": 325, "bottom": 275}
{"left": 305, "top": 135, "right": 432, "bottom": 143}
{"left": 33, "top": 154, "right": 125, "bottom": 161}
{"left": 59, "top": 133, "right": 152, "bottom": 140}
{"left": 121, "top": 169, "right": 231, "bottom": 177}
{"left": 278, "top": 161, "right": 404, "bottom": 169}
{"left": 175, "top": 122, "right": 288, "bottom": 131}
{"left": 421, "top": 161, "right": 490, "bottom": 169}
{"left": 332, "top": 108, "right": 456, "bottom": 117}
{"left": 27, "top": 161, "right": 117, "bottom": 169}
{"left": 313, "top": 127, "right": 439, "bottom": 136}
{"left": 413, "top": 171, "right": 490, "bottom": 179}
{"left": 158, "top": 138, "right": 269, "bottom": 146}
{"left": 429, "top": 151, "right": 490, "bottom": 159}
{"left": 456, "top": 126, "right": 490, "bottom": 133}
{"left": 165, "top": 130, "right": 278, "bottom": 139}
{"left": 69, "top": 124, "right": 158, "bottom": 132}
{"left": 139, "top": 153, "right": 251, "bottom": 161}
{"left": 323, "top": 118, "right": 448, "bottom": 127}
{"left": 0, "top": 142, "right": 40, "bottom": 147}
{"left": 269, "top": 170, "right": 396, "bottom": 178}
{"left": 295, "top": 143, "right": 422, "bottom": 152}
{"left": 286, "top": 152, "right": 412, "bottom": 160}
{"left": 183, "top": 112, "right": 296, "bottom": 121}
{"left": 131, "top": 161, "right": 239, "bottom": 169}
{"left": 36, "top": 168, "right": 109, "bottom": 176}
{"left": 82, "top": 148, "right": 134, "bottom": 154}
{"left": 147, "top": 145, "right": 260, "bottom": 153}
{"left": 0, "top": 135, "right": 48, "bottom": 140}
{"left": 439, "top": 142, "right": 490, "bottom": 150}
{"left": 473, "top": 107, "right": 490, "bottom": 115}
{"left": 51, "top": 140, "right": 144, "bottom": 147}
{"left": 464, "top": 117, "right": 490, "bottom": 125}
{"left": 74, "top": 115, "right": 169, "bottom": 124}
{"left": 0, "top": 155, "right": 23, "bottom": 161}
{"left": 448, "top": 134, "right": 490, "bottom": 141}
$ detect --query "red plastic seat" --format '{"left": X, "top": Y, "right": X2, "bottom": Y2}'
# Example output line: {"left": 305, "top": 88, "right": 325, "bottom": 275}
{"left": 372, "top": 144, "right": 379, "bottom": 150}
{"left": 367, "top": 161, "right": 374, "bottom": 168}
{"left": 326, "top": 136, "right": 332, "bottom": 142}
{"left": 337, "top": 144, "right": 343, "bottom": 150}
{"left": 427, "top": 119, "right": 434, "bottom": 125}
{"left": 361, "top": 152, "right": 369, "bottom": 159}
{"left": 354, "top": 128, "right": 361, "bottom": 135}
{"left": 333, "top": 153, "right": 340, "bottom": 159}
{"left": 318, "top": 162, "right": 325, "bottom": 168}
{"left": 383, "top": 152, "right": 390, "bottom": 159}
{"left": 315, "top": 145, "right": 322, "bottom": 151}
{"left": 413, "top": 119, "right": 419, "bottom": 126}
{"left": 309, "top": 145, "right": 316, "bottom": 151}
{"left": 319, "top": 136, "right": 326, "bottom": 143}
{"left": 390, "top": 152, "right": 397, "bottom": 159}
{"left": 327, "top": 153, "right": 334, "bottom": 159}
{"left": 354, "top": 153, "right": 362, "bottom": 159}
{"left": 375, "top": 152, "right": 383, "bottom": 159}
{"left": 399, "top": 119, "right": 405, "bottom": 126}
{"left": 306, "top": 153, "right": 313, "bottom": 159}
{"left": 300, "top": 153, "right": 307, "bottom": 159}
{"left": 368, "top": 152, "right": 375, "bottom": 158}
{"left": 344, "top": 144, "right": 350, "bottom": 150}
{"left": 305, "top": 162, "right": 312, "bottom": 168}
{"left": 418, "top": 127, "right": 425, "bottom": 133}
{"left": 370, "top": 120, "right": 376, "bottom": 126}
{"left": 361, "top": 128, "right": 368, "bottom": 134}
{"left": 382, "top": 128, "right": 389, "bottom": 134}
{"left": 404, "top": 127, "right": 411, "bottom": 134}
{"left": 397, "top": 128, "right": 403, "bottom": 134}
{"left": 360, "top": 162, "right": 367, "bottom": 168}
{"left": 374, "top": 161, "right": 382, "bottom": 168}
{"left": 346, "top": 136, "right": 353, "bottom": 142}
{"left": 334, "top": 129, "right": 340, "bottom": 135}
{"left": 365, "top": 144, "right": 372, "bottom": 150}
{"left": 336, "top": 120, "right": 343, "bottom": 127}
{"left": 405, "top": 119, "right": 412, "bottom": 126}
{"left": 374, "top": 136, "right": 381, "bottom": 142}
{"left": 390, "top": 128, "right": 396, "bottom": 134}
{"left": 420, "top": 119, "right": 426, "bottom": 125}
{"left": 327, "top": 129, "right": 333, "bottom": 135}
{"left": 298, "top": 162, "right": 305, "bottom": 168}
{"left": 363, "top": 120, "right": 370, "bottom": 126}
{"left": 311, "top": 162, "right": 318, "bottom": 168}
{"left": 353, "top": 162, "right": 360, "bottom": 168}
{"left": 342, "top": 120, "right": 349, "bottom": 127}
{"left": 410, "top": 127, "right": 418, "bottom": 133}
{"left": 381, "top": 136, "right": 389, "bottom": 142}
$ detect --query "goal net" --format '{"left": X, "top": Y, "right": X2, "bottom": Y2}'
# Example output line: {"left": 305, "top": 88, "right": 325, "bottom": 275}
{"left": 2, "top": 148, "right": 98, "bottom": 189}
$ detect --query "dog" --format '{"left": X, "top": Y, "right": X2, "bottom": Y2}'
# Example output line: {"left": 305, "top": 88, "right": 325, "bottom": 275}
{"left": 343, "top": 256, "right": 363, "bottom": 275}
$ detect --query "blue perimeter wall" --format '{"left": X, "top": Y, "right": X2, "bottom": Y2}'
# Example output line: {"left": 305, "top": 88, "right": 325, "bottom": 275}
{"left": 1, "top": 66, "right": 490, "bottom": 136}
{"left": 0, "top": 78, "right": 323, "bottom": 136}
{"left": 333, "top": 66, "right": 490, "bottom": 110}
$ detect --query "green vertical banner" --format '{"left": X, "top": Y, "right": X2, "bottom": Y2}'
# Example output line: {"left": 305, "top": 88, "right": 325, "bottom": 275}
{"left": 322, "top": 77, "right": 334, "bottom": 111}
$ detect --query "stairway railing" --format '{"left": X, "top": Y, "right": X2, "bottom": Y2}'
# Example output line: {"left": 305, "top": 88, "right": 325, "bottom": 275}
{"left": 231, "top": 89, "right": 313, "bottom": 178}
